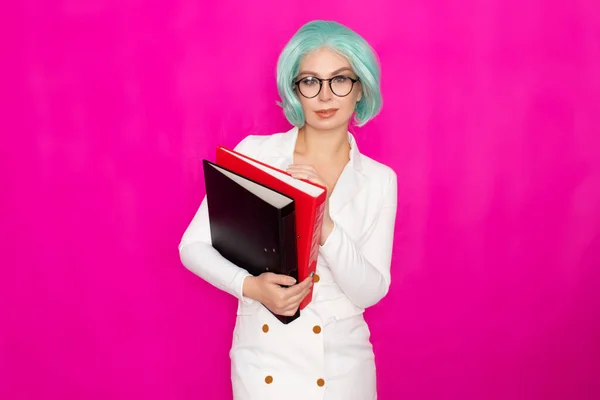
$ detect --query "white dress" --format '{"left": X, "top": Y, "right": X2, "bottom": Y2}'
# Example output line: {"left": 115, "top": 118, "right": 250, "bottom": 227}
{"left": 179, "top": 127, "right": 398, "bottom": 400}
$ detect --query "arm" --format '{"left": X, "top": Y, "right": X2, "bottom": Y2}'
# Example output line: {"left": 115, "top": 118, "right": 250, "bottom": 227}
{"left": 178, "top": 197, "right": 256, "bottom": 304}
{"left": 178, "top": 136, "right": 313, "bottom": 314}
{"left": 319, "top": 170, "right": 398, "bottom": 309}
{"left": 178, "top": 136, "right": 256, "bottom": 304}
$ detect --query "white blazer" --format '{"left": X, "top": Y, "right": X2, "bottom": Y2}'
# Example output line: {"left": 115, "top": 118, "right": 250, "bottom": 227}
{"left": 179, "top": 126, "right": 398, "bottom": 322}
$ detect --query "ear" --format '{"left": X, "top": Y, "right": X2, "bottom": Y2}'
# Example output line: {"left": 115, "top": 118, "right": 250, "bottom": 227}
{"left": 356, "top": 82, "right": 363, "bottom": 102}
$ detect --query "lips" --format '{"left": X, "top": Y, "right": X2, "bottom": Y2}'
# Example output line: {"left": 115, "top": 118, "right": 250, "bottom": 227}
{"left": 315, "top": 108, "right": 338, "bottom": 118}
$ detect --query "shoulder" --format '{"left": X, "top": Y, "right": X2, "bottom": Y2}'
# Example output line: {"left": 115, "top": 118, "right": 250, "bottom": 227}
{"left": 356, "top": 154, "right": 398, "bottom": 208}
{"left": 358, "top": 152, "right": 397, "bottom": 188}
{"left": 232, "top": 131, "right": 290, "bottom": 157}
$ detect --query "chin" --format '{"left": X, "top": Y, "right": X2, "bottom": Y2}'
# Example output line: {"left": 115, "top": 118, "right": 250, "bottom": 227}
{"left": 307, "top": 121, "right": 343, "bottom": 132}
{"left": 306, "top": 115, "right": 351, "bottom": 132}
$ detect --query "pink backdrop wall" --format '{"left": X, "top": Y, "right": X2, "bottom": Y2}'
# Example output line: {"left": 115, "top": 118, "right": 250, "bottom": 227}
{"left": 2, "top": 1, "right": 599, "bottom": 399}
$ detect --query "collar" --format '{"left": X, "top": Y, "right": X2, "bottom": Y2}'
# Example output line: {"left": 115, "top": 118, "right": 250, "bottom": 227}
{"left": 276, "top": 126, "right": 363, "bottom": 171}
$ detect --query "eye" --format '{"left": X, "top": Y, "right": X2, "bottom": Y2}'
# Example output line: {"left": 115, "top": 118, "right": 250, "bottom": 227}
{"left": 332, "top": 76, "right": 349, "bottom": 84}
{"left": 301, "top": 77, "right": 319, "bottom": 86}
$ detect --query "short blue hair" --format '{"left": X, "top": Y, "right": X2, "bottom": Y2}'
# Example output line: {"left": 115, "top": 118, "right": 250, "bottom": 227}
{"left": 276, "top": 20, "right": 383, "bottom": 127}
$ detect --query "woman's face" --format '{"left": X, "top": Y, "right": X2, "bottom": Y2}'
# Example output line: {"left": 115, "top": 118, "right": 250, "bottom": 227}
{"left": 295, "top": 47, "right": 362, "bottom": 132}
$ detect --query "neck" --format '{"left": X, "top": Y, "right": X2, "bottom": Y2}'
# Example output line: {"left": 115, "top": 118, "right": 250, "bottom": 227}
{"left": 296, "top": 124, "right": 350, "bottom": 162}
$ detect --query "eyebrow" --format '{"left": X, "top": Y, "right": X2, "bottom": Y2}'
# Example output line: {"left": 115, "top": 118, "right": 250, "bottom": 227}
{"left": 297, "top": 67, "right": 354, "bottom": 78}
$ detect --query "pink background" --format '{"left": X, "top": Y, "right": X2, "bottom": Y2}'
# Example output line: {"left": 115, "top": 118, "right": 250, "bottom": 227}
{"left": 2, "top": 1, "right": 600, "bottom": 399}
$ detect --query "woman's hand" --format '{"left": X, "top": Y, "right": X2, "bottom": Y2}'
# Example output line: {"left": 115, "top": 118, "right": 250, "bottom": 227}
{"left": 243, "top": 273, "right": 313, "bottom": 316}
{"left": 286, "top": 164, "right": 335, "bottom": 244}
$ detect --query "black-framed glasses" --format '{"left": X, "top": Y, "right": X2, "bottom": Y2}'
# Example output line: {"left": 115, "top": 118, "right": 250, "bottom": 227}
{"left": 294, "top": 75, "right": 360, "bottom": 98}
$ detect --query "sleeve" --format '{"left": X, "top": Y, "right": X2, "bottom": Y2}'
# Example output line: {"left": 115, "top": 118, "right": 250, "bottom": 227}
{"left": 177, "top": 135, "right": 257, "bottom": 304}
{"left": 318, "top": 169, "right": 398, "bottom": 309}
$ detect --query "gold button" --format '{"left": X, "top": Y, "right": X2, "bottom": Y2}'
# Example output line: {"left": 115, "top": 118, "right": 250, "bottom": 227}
{"left": 313, "top": 274, "right": 320, "bottom": 283}
{"left": 313, "top": 325, "right": 321, "bottom": 334}
{"left": 265, "top": 375, "right": 273, "bottom": 384}
{"left": 262, "top": 324, "right": 269, "bottom": 333}
{"left": 317, "top": 378, "right": 325, "bottom": 387}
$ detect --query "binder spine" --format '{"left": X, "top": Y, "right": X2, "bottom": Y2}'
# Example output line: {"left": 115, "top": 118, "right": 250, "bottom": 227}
{"left": 280, "top": 212, "right": 299, "bottom": 283}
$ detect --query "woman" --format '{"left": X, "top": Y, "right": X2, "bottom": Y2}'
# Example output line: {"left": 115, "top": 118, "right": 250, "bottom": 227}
{"left": 179, "top": 20, "right": 398, "bottom": 400}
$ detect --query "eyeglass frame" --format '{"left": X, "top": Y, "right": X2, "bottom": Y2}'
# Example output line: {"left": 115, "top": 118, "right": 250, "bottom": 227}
{"left": 293, "top": 75, "right": 361, "bottom": 98}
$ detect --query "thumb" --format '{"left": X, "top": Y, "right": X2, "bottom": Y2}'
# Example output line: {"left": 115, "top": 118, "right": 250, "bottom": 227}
{"left": 266, "top": 273, "right": 297, "bottom": 286}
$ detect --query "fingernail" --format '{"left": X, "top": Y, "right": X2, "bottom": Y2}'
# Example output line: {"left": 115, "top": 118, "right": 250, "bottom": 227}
{"left": 310, "top": 271, "right": 315, "bottom": 278}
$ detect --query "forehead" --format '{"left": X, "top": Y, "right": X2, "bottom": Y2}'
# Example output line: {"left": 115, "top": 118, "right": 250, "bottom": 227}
{"left": 298, "top": 47, "right": 352, "bottom": 74}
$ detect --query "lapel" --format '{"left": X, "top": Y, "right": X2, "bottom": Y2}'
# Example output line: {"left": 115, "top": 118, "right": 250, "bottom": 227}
{"left": 266, "top": 126, "right": 366, "bottom": 216}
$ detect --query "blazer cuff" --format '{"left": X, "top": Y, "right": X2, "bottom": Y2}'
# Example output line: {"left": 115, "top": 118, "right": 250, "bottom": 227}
{"left": 319, "top": 220, "right": 342, "bottom": 260}
{"left": 237, "top": 273, "right": 255, "bottom": 304}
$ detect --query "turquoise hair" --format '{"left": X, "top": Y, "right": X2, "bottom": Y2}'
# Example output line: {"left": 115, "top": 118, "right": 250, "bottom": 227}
{"left": 276, "top": 20, "right": 383, "bottom": 127}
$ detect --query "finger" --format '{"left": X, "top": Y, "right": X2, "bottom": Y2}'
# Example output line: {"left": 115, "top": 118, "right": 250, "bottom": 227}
{"left": 298, "top": 274, "right": 314, "bottom": 288}
{"left": 287, "top": 281, "right": 311, "bottom": 302}
{"left": 300, "top": 274, "right": 314, "bottom": 288}
{"left": 286, "top": 284, "right": 312, "bottom": 306}
{"left": 288, "top": 171, "right": 324, "bottom": 186}
{"left": 286, "top": 166, "right": 318, "bottom": 176}
{"left": 282, "top": 289, "right": 311, "bottom": 314}
{"left": 265, "top": 273, "right": 296, "bottom": 286}
{"left": 281, "top": 277, "right": 311, "bottom": 298}
{"left": 281, "top": 283, "right": 306, "bottom": 298}
{"left": 284, "top": 277, "right": 313, "bottom": 303}
{"left": 287, "top": 164, "right": 316, "bottom": 171}
{"left": 288, "top": 172, "right": 312, "bottom": 180}
{"left": 286, "top": 166, "right": 315, "bottom": 175}
{"left": 281, "top": 307, "right": 299, "bottom": 317}
{"left": 287, "top": 169, "right": 316, "bottom": 177}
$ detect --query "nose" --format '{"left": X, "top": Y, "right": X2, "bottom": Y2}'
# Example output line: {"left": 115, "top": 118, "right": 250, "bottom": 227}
{"left": 318, "top": 81, "right": 333, "bottom": 102}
